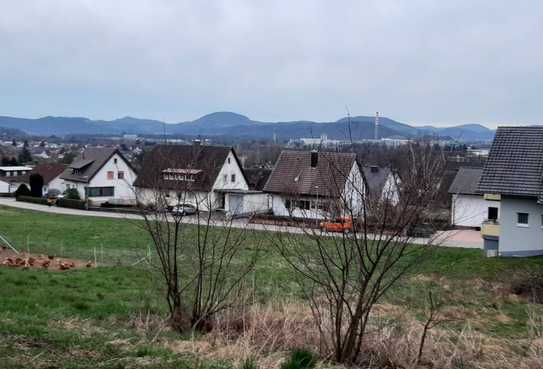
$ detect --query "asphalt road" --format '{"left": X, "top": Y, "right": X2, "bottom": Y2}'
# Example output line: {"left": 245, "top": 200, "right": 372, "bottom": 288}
{"left": 0, "top": 198, "right": 483, "bottom": 249}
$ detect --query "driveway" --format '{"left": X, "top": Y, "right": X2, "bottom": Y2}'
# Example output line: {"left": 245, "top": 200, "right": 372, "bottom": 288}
{"left": 0, "top": 198, "right": 483, "bottom": 248}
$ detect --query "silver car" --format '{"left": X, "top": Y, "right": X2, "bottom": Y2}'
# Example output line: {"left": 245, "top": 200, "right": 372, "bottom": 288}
{"left": 171, "top": 203, "right": 197, "bottom": 216}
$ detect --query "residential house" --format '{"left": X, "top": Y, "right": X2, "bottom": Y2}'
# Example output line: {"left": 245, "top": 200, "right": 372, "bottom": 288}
{"left": 448, "top": 167, "right": 499, "bottom": 228}
{"left": 0, "top": 163, "right": 66, "bottom": 196}
{"left": 134, "top": 142, "right": 269, "bottom": 216}
{"left": 60, "top": 147, "right": 137, "bottom": 205}
{"left": 0, "top": 166, "right": 33, "bottom": 193}
{"left": 361, "top": 165, "right": 400, "bottom": 206}
{"left": 263, "top": 150, "right": 364, "bottom": 219}
{"left": 478, "top": 127, "right": 543, "bottom": 256}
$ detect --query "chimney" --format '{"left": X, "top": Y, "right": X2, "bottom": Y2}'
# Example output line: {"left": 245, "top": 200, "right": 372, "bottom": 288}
{"left": 310, "top": 150, "right": 318, "bottom": 168}
{"left": 192, "top": 139, "right": 201, "bottom": 148}
{"left": 370, "top": 165, "right": 379, "bottom": 173}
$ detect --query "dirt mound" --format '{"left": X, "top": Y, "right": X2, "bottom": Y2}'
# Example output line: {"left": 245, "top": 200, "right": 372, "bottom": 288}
{"left": 0, "top": 246, "right": 94, "bottom": 271}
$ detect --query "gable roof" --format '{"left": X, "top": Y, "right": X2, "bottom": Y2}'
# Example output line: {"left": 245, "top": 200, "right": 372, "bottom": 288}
{"left": 362, "top": 165, "right": 392, "bottom": 197}
{"left": 477, "top": 127, "right": 543, "bottom": 201}
{"left": 448, "top": 167, "right": 483, "bottom": 195}
{"left": 60, "top": 147, "right": 125, "bottom": 183}
{"left": 8, "top": 163, "right": 67, "bottom": 185}
{"left": 263, "top": 150, "right": 357, "bottom": 197}
{"left": 133, "top": 144, "right": 239, "bottom": 192}
{"left": 244, "top": 168, "right": 272, "bottom": 191}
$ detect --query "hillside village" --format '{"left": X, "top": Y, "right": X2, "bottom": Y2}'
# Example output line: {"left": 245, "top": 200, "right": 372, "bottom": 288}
{"left": 3, "top": 2, "right": 543, "bottom": 368}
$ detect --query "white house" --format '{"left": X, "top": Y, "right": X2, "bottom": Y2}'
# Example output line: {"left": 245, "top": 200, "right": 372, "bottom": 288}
{"left": 0, "top": 166, "right": 33, "bottom": 193}
{"left": 361, "top": 165, "right": 401, "bottom": 205}
{"left": 478, "top": 127, "right": 543, "bottom": 257}
{"left": 448, "top": 167, "right": 500, "bottom": 229}
{"left": 59, "top": 147, "right": 137, "bottom": 205}
{"left": 263, "top": 150, "right": 364, "bottom": 220}
{"left": 134, "top": 142, "right": 270, "bottom": 216}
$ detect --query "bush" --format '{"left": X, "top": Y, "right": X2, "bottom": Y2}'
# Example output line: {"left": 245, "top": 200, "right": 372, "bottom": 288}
{"left": 64, "top": 188, "right": 81, "bottom": 200}
{"left": 511, "top": 272, "right": 543, "bottom": 303}
{"left": 57, "top": 198, "right": 87, "bottom": 210}
{"left": 281, "top": 349, "right": 316, "bottom": 369}
{"left": 16, "top": 195, "right": 49, "bottom": 205}
{"left": 14, "top": 184, "right": 31, "bottom": 197}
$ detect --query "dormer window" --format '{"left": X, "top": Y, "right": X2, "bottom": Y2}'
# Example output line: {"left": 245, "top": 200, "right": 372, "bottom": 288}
{"left": 162, "top": 168, "right": 201, "bottom": 182}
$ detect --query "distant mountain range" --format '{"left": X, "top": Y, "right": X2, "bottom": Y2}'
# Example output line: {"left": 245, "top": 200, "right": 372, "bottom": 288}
{"left": 0, "top": 112, "right": 496, "bottom": 142}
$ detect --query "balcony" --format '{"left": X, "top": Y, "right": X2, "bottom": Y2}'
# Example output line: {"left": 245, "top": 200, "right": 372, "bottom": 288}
{"left": 481, "top": 220, "right": 500, "bottom": 238}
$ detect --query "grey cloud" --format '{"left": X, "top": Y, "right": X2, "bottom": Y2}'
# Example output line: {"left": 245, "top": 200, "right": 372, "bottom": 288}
{"left": 0, "top": 0, "right": 542, "bottom": 127}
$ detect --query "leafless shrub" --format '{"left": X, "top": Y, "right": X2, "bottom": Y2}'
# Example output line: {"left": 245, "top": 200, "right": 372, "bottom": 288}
{"left": 134, "top": 144, "right": 261, "bottom": 333}
{"left": 271, "top": 142, "right": 446, "bottom": 364}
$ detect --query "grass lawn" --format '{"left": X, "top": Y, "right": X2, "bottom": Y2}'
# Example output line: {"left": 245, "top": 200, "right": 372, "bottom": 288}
{"left": 1, "top": 205, "right": 543, "bottom": 368}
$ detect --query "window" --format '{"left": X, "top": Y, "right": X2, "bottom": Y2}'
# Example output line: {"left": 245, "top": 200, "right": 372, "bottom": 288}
{"left": 107, "top": 171, "right": 114, "bottom": 180}
{"left": 114, "top": 158, "right": 118, "bottom": 164}
{"left": 118, "top": 171, "right": 124, "bottom": 180}
{"left": 223, "top": 174, "right": 228, "bottom": 183}
{"left": 517, "top": 212, "right": 529, "bottom": 226}
{"left": 488, "top": 207, "right": 498, "bottom": 221}
{"left": 86, "top": 187, "right": 114, "bottom": 197}
{"left": 231, "top": 174, "right": 236, "bottom": 183}
{"left": 227, "top": 157, "right": 231, "bottom": 164}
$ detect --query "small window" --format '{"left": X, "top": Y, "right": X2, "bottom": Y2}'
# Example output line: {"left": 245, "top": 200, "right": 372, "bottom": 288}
{"left": 118, "top": 171, "right": 124, "bottom": 179}
{"left": 227, "top": 157, "right": 231, "bottom": 164}
{"left": 107, "top": 171, "right": 114, "bottom": 180}
{"left": 231, "top": 174, "right": 236, "bottom": 183}
{"left": 541, "top": 214, "right": 543, "bottom": 227}
{"left": 488, "top": 207, "right": 498, "bottom": 221}
{"left": 223, "top": 174, "right": 228, "bottom": 183}
{"left": 517, "top": 212, "right": 529, "bottom": 226}
{"left": 114, "top": 158, "right": 118, "bottom": 164}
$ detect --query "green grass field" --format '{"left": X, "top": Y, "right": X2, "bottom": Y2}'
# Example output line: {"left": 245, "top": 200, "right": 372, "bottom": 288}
{"left": 1, "top": 205, "right": 543, "bottom": 368}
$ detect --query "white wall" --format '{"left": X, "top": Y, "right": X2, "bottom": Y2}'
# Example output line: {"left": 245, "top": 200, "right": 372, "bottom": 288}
{"left": 227, "top": 192, "right": 270, "bottom": 216}
{"left": 499, "top": 197, "right": 543, "bottom": 256}
{"left": 63, "top": 153, "right": 137, "bottom": 205}
{"left": 0, "top": 180, "right": 9, "bottom": 193}
{"left": 212, "top": 150, "right": 249, "bottom": 191}
{"left": 382, "top": 173, "right": 400, "bottom": 205}
{"left": 451, "top": 194, "right": 499, "bottom": 228}
{"left": 343, "top": 162, "right": 365, "bottom": 216}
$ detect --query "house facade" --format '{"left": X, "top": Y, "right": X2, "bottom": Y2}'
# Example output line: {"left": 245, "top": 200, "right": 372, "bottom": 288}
{"left": 361, "top": 165, "right": 401, "bottom": 206}
{"left": 263, "top": 150, "right": 364, "bottom": 220}
{"left": 448, "top": 167, "right": 500, "bottom": 228}
{"left": 0, "top": 166, "right": 33, "bottom": 193}
{"left": 134, "top": 142, "right": 270, "bottom": 216}
{"left": 60, "top": 148, "right": 137, "bottom": 205}
{"left": 478, "top": 127, "right": 543, "bottom": 256}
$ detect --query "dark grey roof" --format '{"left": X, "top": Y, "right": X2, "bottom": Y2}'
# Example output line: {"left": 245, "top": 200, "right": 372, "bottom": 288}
{"left": 134, "top": 144, "right": 245, "bottom": 192}
{"left": 362, "top": 165, "right": 391, "bottom": 197}
{"left": 448, "top": 167, "right": 483, "bottom": 195}
{"left": 60, "top": 147, "right": 120, "bottom": 183}
{"left": 263, "top": 150, "right": 356, "bottom": 197}
{"left": 477, "top": 126, "right": 543, "bottom": 200}
{"left": 244, "top": 168, "right": 272, "bottom": 191}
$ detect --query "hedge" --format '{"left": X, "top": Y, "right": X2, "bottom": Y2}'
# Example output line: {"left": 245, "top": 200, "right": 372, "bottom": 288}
{"left": 57, "top": 198, "right": 88, "bottom": 210}
{"left": 16, "top": 195, "right": 49, "bottom": 205}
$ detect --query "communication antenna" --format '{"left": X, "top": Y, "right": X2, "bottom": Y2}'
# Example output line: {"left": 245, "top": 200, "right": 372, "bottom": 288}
{"left": 346, "top": 106, "right": 354, "bottom": 152}
{"left": 374, "top": 111, "right": 380, "bottom": 140}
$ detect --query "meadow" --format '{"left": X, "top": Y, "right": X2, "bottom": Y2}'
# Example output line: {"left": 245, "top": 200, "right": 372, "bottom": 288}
{"left": 1, "top": 205, "right": 543, "bottom": 368}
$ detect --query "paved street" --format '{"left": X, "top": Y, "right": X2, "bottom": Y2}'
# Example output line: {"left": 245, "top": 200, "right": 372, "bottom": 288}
{"left": 0, "top": 198, "right": 482, "bottom": 249}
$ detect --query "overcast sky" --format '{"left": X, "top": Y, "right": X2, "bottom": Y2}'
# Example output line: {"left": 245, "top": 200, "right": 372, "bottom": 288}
{"left": 1, "top": 1, "right": 542, "bottom": 127}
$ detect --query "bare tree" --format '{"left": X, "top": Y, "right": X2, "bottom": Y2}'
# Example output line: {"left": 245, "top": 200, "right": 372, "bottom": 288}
{"left": 271, "top": 143, "right": 445, "bottom": 364}
{"left": 134, "top": 145, "right": 259, "bottom": 332}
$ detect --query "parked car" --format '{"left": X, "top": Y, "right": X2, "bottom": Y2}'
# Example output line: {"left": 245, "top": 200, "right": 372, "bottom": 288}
{"left": 171, "top": 203, "right": 197, "bottom": 216}
{"left": 320, "top": 216, "right": 353, "bottom": 233}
